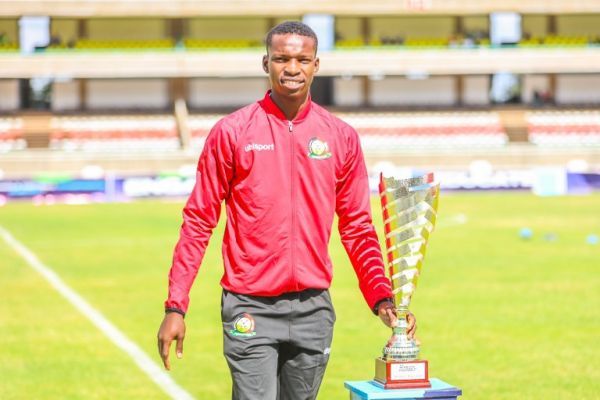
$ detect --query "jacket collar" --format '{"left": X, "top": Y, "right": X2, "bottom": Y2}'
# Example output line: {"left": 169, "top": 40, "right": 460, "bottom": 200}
{"left": 259, "top": 90, "right": 312, "bottom": 123}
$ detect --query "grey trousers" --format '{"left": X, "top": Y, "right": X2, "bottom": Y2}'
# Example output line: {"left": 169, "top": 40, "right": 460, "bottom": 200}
{"left": 221, "top": 289, "right": 336, "bottom": 400}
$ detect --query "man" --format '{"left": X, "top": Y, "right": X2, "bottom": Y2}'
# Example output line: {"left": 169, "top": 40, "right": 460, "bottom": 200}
{"left": 157, "top": 21, "right": 416, "bottom": 400}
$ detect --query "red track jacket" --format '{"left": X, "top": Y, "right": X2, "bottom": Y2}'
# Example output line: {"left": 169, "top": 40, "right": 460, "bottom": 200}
{"left": 165, "top": 91, "right": 392, "bottom": 313}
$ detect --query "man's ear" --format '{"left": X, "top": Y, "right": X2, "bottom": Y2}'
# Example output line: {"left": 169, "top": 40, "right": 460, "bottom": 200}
{"left": 262, "top": 55, "right": 269, "bottom": 74}
{"left": 314, "top": 57, "right": 320, "bottom": 73}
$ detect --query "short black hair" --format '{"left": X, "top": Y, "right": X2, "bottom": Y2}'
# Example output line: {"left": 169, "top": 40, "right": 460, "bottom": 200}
{"left": 265, "top": 21, "right": 318, "bottom": 53}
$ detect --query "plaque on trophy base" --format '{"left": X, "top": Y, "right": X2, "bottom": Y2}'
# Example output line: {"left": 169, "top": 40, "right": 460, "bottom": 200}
{"left": 374, "top": 358, "right": 430, "bottom": 389}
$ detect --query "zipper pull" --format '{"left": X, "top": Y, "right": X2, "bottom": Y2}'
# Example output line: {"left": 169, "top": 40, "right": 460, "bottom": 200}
{"left": 288, "top": 121, "right": 293, "bottom": 132}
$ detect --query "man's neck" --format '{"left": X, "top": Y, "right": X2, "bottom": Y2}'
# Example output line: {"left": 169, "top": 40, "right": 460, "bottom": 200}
{"left": 270, "top": 92, "right": 309, "bottom": 121}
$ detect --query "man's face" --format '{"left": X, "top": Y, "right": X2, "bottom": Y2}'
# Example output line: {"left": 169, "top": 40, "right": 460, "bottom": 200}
{"left": 263, "top": 34, "right": 319, "bottom": 101}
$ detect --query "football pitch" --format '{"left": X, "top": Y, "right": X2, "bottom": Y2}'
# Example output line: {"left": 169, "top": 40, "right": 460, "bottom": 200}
{"left": 0, "top": 192, "right": 598, "bottom": 399}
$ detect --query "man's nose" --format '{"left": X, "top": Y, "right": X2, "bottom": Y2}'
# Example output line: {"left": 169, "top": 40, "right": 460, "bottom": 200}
{"left": 284, "top": 59, "right": 300, "bottom": 75}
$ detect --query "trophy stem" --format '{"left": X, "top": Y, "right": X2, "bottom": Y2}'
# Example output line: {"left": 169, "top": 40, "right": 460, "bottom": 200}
{"left": 393, "top": 306, "right": 409, "bottom": 335}
{"left": 383, "top": 305, "right": 419, "bottom": 361}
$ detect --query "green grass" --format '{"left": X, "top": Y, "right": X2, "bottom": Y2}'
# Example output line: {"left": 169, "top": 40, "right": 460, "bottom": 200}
{"left": 0, "top": 192, "right": 598, "bottom": 399}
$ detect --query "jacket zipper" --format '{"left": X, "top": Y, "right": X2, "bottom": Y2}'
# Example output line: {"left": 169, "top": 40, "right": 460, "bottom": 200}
{"left": 288, "top": 120, "right": 297, "bottom": 290}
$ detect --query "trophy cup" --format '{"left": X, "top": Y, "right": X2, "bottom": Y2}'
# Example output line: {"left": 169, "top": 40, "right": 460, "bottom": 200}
{"left": 374, "top": 172, "right": 440, "bottom": 389}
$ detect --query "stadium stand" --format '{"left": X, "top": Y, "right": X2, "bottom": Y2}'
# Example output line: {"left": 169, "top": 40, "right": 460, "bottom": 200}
{"left": 0, "top": 117, "right": 26, "bottom": 152}
{"left": 4, "top": 111, "right": 509, "bottom": 153}
{"left": 30, "top": 109, "right": 600, "bottom": 155}
{"left": 187, "top": 112, "right": 508, "bottom": 153}
{"left": 0, "top": 42, "right": 18, "bottom": 51}
{"left": 184, "top": 38, "right": 262, "bottom": 49}
{"left": 0, "top": 27, "right": 18, "bottom": 51}
{"left": 187, "top": 114, "right": 222, "bottom": 151}
{"left": 337, "top": 35, "right": 595, "bottom": 49}
{"left": 49, "top": 115, "right": 179, "bottom": 152}
{"left": 48, "top": 38, "right": 175, "bottom": 50}
{"left": 338, "top": 111, "right": 508, "bottom": 151}
{"left": 527, "top": 110, "right": 600, "bottom": 147}
{"left": 520, "top": 35, "right": 592, "bottom": 47}
{"left": 47, "top": 37, "right": 262, "bottom": 51}
{"left": 0, "top": 4, "right": 597, "bottom": 175}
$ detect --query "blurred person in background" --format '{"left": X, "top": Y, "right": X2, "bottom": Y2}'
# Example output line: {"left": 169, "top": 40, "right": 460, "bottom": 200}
{"left": 157, "top": 21, "right": 416, "bottom": 400}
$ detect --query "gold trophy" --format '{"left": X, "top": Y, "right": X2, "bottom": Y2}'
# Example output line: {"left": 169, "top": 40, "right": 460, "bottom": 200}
{"left": 374, "top": 172, "right": 440, "bottom": 389}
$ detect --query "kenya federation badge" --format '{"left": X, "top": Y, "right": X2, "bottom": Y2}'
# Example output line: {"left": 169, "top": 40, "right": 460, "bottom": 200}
{"left": 307, "top": 137, "right": 332, "bottom": 160}
{"left": 230, "top": 313, "right": 256, "bottom": 337}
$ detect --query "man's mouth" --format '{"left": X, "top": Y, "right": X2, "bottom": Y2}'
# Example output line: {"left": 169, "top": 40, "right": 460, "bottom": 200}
{"left": 281, "top": 78, "right": 304, "bottom": 89}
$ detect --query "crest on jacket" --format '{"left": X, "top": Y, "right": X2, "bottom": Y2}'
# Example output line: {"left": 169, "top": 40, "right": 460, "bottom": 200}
{"left": 307, "top": 137, "right": 332, "bottom": 160}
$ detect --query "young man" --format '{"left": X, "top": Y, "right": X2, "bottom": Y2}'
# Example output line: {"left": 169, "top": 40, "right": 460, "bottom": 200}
{"left": 157, "top": 21, "right": 416, "bottom": 400}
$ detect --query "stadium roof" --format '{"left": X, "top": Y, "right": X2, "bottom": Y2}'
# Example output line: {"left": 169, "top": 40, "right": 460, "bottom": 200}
{"left": 1, "top": 0, "right": 600, "bottom": 17}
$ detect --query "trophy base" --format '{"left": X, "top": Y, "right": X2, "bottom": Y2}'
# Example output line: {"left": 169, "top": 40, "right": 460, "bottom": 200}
{"left": 374, "top": 357, "right": 431, "bottom": 389}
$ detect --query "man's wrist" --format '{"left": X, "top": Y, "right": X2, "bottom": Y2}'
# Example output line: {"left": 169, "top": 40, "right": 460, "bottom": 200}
{"left": 165, "top": 307, "right": 186, "bottom": 318}
{"left": 372, "top": 297, "right": 394, "bottom": 315}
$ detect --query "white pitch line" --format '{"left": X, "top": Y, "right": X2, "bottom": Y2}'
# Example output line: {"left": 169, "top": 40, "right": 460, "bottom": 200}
{"left": 436, "top": 213, "right": 468, "bottom": 228}
{"left": 0, "top": 226, "right": 195, "bottom": 400}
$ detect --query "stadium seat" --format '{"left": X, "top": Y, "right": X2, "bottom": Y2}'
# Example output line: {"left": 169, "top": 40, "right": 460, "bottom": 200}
{"left": 0, "top": 42, "right": 18, "bottom": 52}
{"left": 47, "top": 38, "right": 175, "bottom": 51}
{"left": 337, "top": 111, "right": 508, "bottom": 151}
{"left": 335, "top": 38, "right": 365, "bottom": 48}
{"left": 183, "top": 38, "right": 262, "bottom": 50}
{"left": 49, "top": 115, "right": 179, "bottom": 152}
{"left": 520, "top": 35, "right": 591, "bottom": 47}
{"left": 403, "top": 37, "right": 449, "bottom": 47}
{"left": 527, "top": 110, "right": 600, "bottom": 147}
{"left": 0, "top": 117, "right": 26, "bottom": 152}
{"left": 187, "top": 114, "right": 222, "bottom": 150}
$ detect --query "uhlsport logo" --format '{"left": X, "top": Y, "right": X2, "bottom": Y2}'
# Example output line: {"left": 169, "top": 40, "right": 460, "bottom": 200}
{"left": 230, "top": 313, "right": 256, "bottom": 337}
{"left": 245, "top": 143, "right": 274, "bottom": 152}
{"left": 307, "top": 137, "right": 331, "bottom": 159}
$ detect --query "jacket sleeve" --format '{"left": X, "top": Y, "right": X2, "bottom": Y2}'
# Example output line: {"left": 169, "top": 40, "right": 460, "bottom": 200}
{"left": 164, "top": 119, "right": 235, "bottom": 314}
{"left": 335, "top": 125, "right": 393, "bottom": 312}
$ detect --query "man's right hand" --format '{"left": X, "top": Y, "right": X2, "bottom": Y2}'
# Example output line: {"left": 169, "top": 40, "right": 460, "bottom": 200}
{"left": 157, "top": 312, "right": 186, "bottom": 370}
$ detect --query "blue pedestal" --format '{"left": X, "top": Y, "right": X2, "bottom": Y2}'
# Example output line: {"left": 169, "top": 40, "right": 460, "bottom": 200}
{"left": 344, "top": 378, "right": 461, "bottom": 400}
